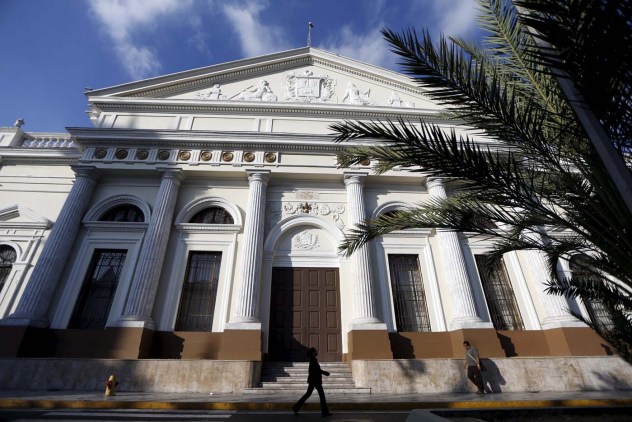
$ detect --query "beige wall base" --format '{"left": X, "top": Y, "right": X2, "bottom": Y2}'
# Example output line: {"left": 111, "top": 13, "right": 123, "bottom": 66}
{"left": 347, "top": 330, "right": 393, "bottom": 360}
{"left": 217, "top": 330, "right": 262, "bottom": 361}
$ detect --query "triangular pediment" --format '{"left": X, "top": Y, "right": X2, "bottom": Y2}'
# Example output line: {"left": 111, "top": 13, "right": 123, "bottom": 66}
{"left": 87, "top": 47, "right": 438, "bottom": 112}
{"left": 0, "top": 205, "right": 52, "bottom": 228}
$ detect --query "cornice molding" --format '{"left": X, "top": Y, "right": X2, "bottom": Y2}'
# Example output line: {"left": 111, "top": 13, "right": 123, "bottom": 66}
{"left": 86, "top": 47, "right": 424, "bottom": 99}
{"left": 175, "top": 223, "right": 241, "bottom": 233}
{"left": 89, "top": 97, "right": 438, "bottom": 120}
{"left": 83, "top": 222, "right": 149, "bottom": 232}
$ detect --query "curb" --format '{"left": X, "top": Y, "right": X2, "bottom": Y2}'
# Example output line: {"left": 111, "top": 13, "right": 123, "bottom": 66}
{"left": 1, "top": 398, "right": 631, "bottom": 411}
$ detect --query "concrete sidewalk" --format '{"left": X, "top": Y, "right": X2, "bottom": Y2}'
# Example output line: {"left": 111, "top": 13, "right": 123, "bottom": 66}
{"left": 0, "top": 390, "right": 630, "bottom": 412}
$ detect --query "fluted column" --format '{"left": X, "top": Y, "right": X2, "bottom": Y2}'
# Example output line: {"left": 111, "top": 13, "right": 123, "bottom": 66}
{"left": 523, "top": 230, "right": 582, "bottom": 328}
{"left": 344, "top": 173, "right": 384, "bottom": 328}
{"left": 228, "top": 170, "right": 270, "bottom": 328}
{"left": 115, "top": 169, "right": 183, "bottom": 329}
{"left": 427, "top": 178, "right": 487, "bottom": 330}
{"left": 2, "top": 166, "right": 99, "bottom": 327}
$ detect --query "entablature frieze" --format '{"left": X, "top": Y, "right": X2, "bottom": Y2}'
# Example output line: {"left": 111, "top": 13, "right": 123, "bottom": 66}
{"left": 79, "top": 146, "right": 283, "bottom": 167}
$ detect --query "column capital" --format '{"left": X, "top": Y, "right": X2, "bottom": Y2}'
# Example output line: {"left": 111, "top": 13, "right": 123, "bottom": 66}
{"left": 70, "top": 165, "right": 100, "bottom": 182}
{"left": 343, "top": 172, "right": 368, "bottom": 187}
{"left": 425, "top": 177, "right": 445, "bottom": 191}
{"left": 157, "top": 168, "right": 185, "bottom": 184}
{"left": 246, "top": 170, "right": 270, "bottom": 184}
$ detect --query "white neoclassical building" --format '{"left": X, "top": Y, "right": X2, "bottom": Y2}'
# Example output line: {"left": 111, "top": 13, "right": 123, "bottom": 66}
{"left": 0, "top": 48, "right": 628, "bottom": 393}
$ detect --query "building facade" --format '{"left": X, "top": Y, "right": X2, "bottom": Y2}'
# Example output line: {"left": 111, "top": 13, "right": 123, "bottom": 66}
{"left": 0, "top": 48, "right": 626, "bottom": 393}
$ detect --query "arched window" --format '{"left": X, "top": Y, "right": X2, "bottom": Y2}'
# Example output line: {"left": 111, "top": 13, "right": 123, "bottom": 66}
{"left": 0, "top": 245, "right": 17, "bottom": 293}
{"left": 189, "top": 207, "right": 234, "bottom": 224}
{"left": 100, "top": 205, "right": 144, "bottom": 222}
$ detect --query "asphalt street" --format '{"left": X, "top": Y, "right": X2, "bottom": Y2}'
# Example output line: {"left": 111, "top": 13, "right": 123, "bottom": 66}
{"left": 0, "top": 409, "right": 411, "bottom": 422}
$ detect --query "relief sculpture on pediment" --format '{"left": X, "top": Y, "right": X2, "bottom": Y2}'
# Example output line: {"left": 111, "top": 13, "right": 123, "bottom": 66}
{"left": 284, "top": 70, "right": 335, "bottom": 103}
{"left": 342, "top": 82, "right": 376, "bottom": 106}
{"left": 388, "top": 91, "right": 415, "bottom": 108}
{"left": 238, "top": 80, "right": 278, "bottom": 101}
{"left": 195, "top": 84, "right": 227, "bottom": 100}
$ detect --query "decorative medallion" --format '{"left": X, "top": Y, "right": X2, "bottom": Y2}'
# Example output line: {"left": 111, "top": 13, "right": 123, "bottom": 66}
{"left": 200, "top": 151, "right": 212, "bottom": 161}
{"left": 243, "top": 152, "right": 255, "bottom": 162}
{"left": 264, "top": 152, "right": 277, "bottom": 163}
{"left": 158, "top": 150, "right": 171, "bottom": 161}
{"left": 115, "top": 149, "right": 128, "bottom": 159}
{"left": 222, "top": 152, "right": 234, "bottom": 162}
{"left": 360, "top": 159, "right": 371, "bottom": 166}
{"left": 136, "top": 149, "right": 149, "bottom": 160}
{"left": 94, "top": 149, "right": 107, "bottom": 159}
{"left": 284, "top": 70, "right": 335, "bottom": 103}
{"left": 179, "top": 150, "right": 191, "bottom": 161}
{"left": 292, "top": 231, "right": 320, "bottom": 250}
{"left": 300, "top": 202, "right": 312, "bottom": 213}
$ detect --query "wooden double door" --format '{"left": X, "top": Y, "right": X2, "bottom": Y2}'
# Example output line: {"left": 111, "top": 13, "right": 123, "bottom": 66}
{"left": 268, "top": 267, "right": 342, "bottom": 362}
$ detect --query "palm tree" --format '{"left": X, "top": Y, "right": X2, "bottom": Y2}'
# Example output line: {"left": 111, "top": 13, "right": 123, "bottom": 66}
{"left": 331, "top": 0, "right": 632, "bottom": 363}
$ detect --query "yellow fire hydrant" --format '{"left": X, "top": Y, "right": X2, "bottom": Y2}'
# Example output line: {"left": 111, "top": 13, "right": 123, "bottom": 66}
{"left": 104, "top": 374, "right": 119, "bottom": 397}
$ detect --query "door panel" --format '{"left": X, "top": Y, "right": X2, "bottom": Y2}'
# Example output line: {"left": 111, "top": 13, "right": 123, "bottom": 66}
{"left": 268, "top": 267, "right": 342, "bottom": 362}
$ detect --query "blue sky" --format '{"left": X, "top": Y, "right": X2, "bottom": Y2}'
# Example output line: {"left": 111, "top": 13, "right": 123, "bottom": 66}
{"left": 0, "top": 0, "right": 480, "bottom": 133}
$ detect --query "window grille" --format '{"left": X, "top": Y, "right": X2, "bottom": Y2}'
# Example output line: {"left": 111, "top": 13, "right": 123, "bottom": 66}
{"left": 569, "top": 258, "right": 613, "bottom": 331}
{"left": 475, "top": 255, "right": 524, "bottom": 330}
{"left": 175, "top": 251, "right": 222, "bottom": 331}
{"left": 388, "top": 254, "right": 432, "bottom": 332}
{"left": 100, "top": 205, "right": 144, "bottom": 222}
{"left": 0, "top": 245, "right": 17, "bottom": 293}
{"left": 69, "top": 249, "right": 127, "bottom": 329}
{"left": 189, "top": 207, "right": 234, "bottom": 224}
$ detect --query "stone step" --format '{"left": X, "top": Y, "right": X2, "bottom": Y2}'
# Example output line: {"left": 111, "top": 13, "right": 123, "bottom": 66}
{"left": 247, "top": 361, "right": 365, "bottom": 394}
{"left": 243, "top": 387, "right": 371, "bottom": 395}
{"left": 260, "top": 381, "right": 356, "bottom": 388}
{"left": 260, "top": 378, "right": 352, "bottom": 383}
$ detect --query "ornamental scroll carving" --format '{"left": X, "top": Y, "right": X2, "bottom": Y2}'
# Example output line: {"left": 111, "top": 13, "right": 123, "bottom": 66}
{"left": 266, "top": 201, "right": 346, "bottom": 232}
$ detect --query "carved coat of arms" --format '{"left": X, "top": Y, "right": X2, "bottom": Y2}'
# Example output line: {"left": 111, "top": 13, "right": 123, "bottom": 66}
{"left": 285, "top": 70, "right": 335, "bottom": 103}
{"left": 292, "top": 232, "right": 320, "bottom": 250}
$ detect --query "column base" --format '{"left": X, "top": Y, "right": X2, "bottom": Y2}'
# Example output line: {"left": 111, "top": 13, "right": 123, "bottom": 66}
{"left": 349, "top": 320, "right": 387, "bottom": 331}
{"left": 449, "top": 316, "right": 494, "bottom": 330}
{"left": 347, "top": 329, "right": 392, "bottom": 360}
{"left": 541, "top": 315, "right": 586, "bottom": 330}
{"left": 217, "top": 329, "right": 262, "bottom": 360}
{"left": 112, "top": 316, "right": 155, "bottom": 330}
{"left": 0, "top": 315, "right": 49, "bottom": 328}
{"left": 224, "top": 321, "right": 262, "bottom": 330}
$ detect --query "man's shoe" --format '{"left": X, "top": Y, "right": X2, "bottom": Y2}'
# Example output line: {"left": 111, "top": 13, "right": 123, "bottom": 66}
{"left": 476, "top": 390, "right": 484, "bottom": 395}
{"left": 292, "top": 406, "right": 299, "bottom": 415}
{"left": 322, "top": 412, "right": 333, "bottom": 417}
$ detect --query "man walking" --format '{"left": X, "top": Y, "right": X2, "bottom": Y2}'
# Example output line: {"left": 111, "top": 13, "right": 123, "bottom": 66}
{"left": 463, "top": 340, "right": 485, "bottom": 394}
{"left": 293, "top": 348, "right": 332, "bottom": 417}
